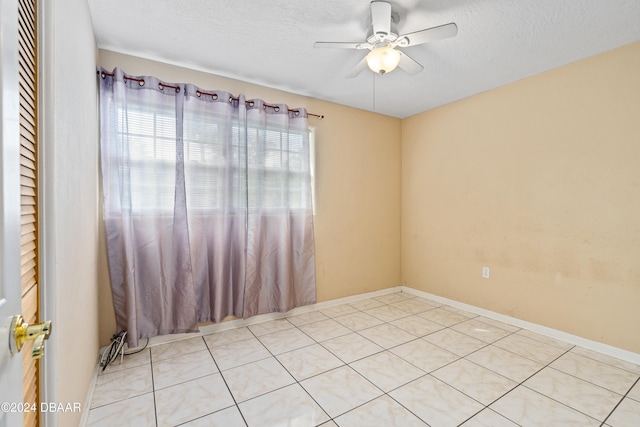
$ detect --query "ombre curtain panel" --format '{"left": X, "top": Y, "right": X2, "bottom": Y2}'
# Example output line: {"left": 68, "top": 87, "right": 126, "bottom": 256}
{"left": 99, "top": 67, "right": 316, "bottom": 346}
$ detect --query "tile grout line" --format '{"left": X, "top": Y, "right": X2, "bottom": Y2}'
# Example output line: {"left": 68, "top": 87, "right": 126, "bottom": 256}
{"left": 206, "top": 297, "right": 507, "bottom": 425}
{"left": 202, "top": 335, "right": 251, "bottom": 427}
{"left": 480, "top": 342, "right": 633, "bottom": 425}
{"left": 347, "top": 310, "right": 605, "bottom": 426}
{"left": 90, "top": 292, "right": 640, "bottom": 427}
{"left": 468, "top": 345, "right": 576, "bottom": 427}
{"left": 599, "top": 375, "right": 640, "bottom": 427}
{"left": 204, "top": 306, "right": 628, "bottom": 426}
{"left": 149, "top": 349, "right": 159, "bottom": 427}
{"left": 246, "top": 319, "right": 336, "bottom": 425}
{"left": 304, "top": 296, "right": 428, "bottom": 425}
{"left": 209, "top": 316, "right": 351, "bottom": 425}
{"left": 231, "top": 296, "right": 423, "bottom": 425}
{"left": 87, "top": 351, "right": 156, "bottom": 413}
{"left": 266, "top": 298, "right": 484, "bottom": 426}
{"left": 420, "top": 328, "right": 525, "bottom": 427}
{"left": 331, "top": 301, "right": 495, "bottom": 427}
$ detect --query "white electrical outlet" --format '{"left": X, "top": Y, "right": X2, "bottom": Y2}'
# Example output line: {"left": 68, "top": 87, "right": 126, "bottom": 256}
{"left": 482, "top": 266, "right": 490, "bottom": 279}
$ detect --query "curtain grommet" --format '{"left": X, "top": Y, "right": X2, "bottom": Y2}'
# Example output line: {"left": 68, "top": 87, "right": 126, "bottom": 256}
{"left": 212, "top": 94, "right": 218, "bottom": 100}
{"left": 139, "top": 80, "right": 145, "bottom": 87}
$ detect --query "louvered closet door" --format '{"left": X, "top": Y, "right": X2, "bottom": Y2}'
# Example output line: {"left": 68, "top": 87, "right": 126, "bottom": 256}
{"left": 18, "top": 0, "right": 41, "bottom": 426}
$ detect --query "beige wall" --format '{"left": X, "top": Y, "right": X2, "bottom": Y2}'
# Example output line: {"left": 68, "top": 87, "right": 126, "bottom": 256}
{"left": 97, "top": 42, "right": 640, "bottom": 354}
{"left": 402, "top": 41, "right": 640, "bottom": 353}
{"left": 42, "top": 0, "right": 100, "bottom": 425}
{"left": 97, "top": 50, "right": 403, "bottom": 345}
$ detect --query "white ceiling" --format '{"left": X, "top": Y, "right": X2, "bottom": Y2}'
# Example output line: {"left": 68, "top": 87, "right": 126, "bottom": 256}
{"left": 88, "top": 0, "right": 640, "bottom": 118}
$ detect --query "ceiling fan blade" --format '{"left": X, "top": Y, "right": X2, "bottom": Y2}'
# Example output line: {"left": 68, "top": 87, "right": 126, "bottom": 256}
{"left": 397, "top": 22, "right": 458, "bottom": 47}
{"left": 397, "top": 51, "right": 423, "bottom": 75}
{"left": 371, "top": 1, "right": 392, "bottom": 39}
{"left": 346, "top": 55, "right": 369, "bottom": 78}
{"left": 313, "top": 41, "right": 367, "bottom": 49}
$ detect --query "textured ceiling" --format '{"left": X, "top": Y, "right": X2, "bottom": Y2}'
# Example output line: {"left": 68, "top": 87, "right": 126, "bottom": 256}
{"left": 88, "top": 0, "right": 640, "bottom": 118}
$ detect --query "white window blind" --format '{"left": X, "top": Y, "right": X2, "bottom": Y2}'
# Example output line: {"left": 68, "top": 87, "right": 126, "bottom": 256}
{"left": 110, "top": 102, "right": 312, "bottom": 213}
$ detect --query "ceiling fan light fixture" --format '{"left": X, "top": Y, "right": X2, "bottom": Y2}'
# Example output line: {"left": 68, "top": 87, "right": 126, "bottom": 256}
{"left": 366, "top": 44, "right": 401, "bottom": 74}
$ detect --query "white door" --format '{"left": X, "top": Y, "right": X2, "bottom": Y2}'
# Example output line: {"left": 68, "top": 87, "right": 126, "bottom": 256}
{"left": 0, "top": 0, "right": 26, "bottom": 425}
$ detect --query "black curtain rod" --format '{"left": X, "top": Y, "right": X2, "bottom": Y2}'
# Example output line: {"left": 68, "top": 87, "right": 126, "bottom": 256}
{"left": 99, "top": 71, "right": 324, "bottom": 119}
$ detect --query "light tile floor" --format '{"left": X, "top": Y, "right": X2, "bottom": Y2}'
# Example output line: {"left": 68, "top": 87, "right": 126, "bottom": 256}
{"left": 86, "top": 292, "right": 640, "bottom": 427}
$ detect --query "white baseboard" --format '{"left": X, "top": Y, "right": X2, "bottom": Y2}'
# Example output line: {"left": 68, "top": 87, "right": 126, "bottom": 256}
{"left": 109, "top": 285, "right": 640, "bottom": 365}
{"left": 199, "top": 286, "right": 401, "bottom": 336}
{"left": 99, "top": 285, "right": 403, "bottom": 352}
{"left": 79, "top": 358, "right": 100, "bottom": 427}
{"left": 93, "top": 282, "right": 640, "bottom": 414}
{"left": 87, "top": 288, "right": 401, "bottom": 425}
{"left": 401, "top": 285, "right": 640, "bottom": 366}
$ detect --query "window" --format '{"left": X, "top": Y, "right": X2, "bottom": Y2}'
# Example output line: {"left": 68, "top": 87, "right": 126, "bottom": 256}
{"left": 108, "top": 102, "right": 313, "bottom": 214}
{"left": 99, "top": 70, "right": 318, "bottom": 341}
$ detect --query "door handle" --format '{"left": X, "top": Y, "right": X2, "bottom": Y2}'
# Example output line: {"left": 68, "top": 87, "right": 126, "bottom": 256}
{"left": 10, "top": 315, "right": 53, "bottom": 360}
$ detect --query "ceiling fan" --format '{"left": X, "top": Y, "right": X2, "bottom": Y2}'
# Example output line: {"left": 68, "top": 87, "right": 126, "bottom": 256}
{"left": 313, "top": 1, "right": 458, "bottom": 77}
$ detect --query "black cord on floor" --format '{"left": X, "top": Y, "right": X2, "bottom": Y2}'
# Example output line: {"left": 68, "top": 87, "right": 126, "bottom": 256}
{"left": 124, "top": 337, "right": 149, "bottom": 355}
{"left": 99, "top": 331, "right": 150, "bottom": 371}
